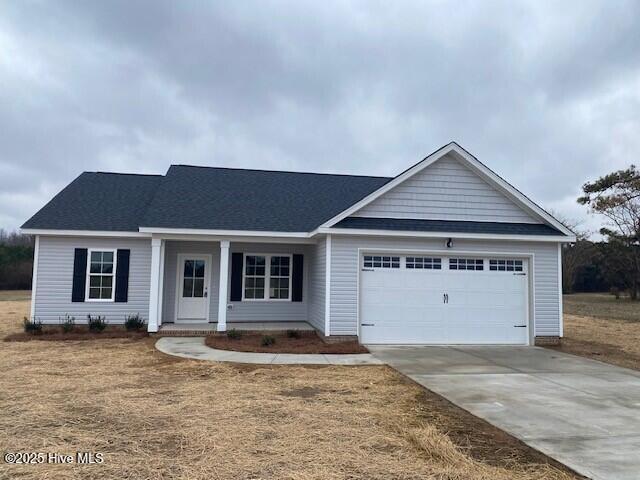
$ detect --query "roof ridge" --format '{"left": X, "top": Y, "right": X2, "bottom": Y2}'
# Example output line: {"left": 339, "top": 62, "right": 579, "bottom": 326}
{"left": 169, "top": 164, "right": 392, "bottom": 180}
{"left": 89, "top": 171, "right": 164, "bottom": 177}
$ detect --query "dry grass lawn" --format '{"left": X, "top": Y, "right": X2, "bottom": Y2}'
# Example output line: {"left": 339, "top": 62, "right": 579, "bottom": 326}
{"left": 0, "top": 295, "right": 578, "bottom": 480}
{"left": 563, "top": 293, "right": 640, "bottom": 323}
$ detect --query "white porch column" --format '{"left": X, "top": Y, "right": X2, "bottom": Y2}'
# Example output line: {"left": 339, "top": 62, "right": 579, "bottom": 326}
{"left": 157, "top": 239, "right": 166, "bottom": 328}
{"left": 217, "top": 240, "right": 230, "bottom": 332}
{"left": 148, "top": 237, "right": 162, "bottom": 332}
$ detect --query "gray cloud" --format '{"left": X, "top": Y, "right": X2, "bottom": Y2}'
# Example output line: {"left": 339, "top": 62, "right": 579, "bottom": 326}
{"left": 1, "top": 0, "right": 639, "bottom": 235}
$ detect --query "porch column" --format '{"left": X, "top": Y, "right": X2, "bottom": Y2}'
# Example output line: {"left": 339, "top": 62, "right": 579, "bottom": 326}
{"left": 148, "top": 237, "right": 163, "bottom": 333}
{"left": 217, "top": 240, "right": 230, "bottom": 332}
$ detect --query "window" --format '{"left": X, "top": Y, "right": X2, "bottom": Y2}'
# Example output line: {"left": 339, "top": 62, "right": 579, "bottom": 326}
{"left": 406, "top": 257, "right": 442, "bottom": 270}
{"left": 182, "top": 259, "right": 206, "bottom": 298}
{"left": 87, "top": 249, "right": 116, "bottom": 301}
{"left": 243, "top": 254, "right": 291, "bottom": 300}
{"left": 363, "top": 255, "right": 400, "bottom": 269}
{"left": 489, "top": 259, "right": 524, "bottom": 272}
{"left": 449, "top": 258, "right": 484, "bottom": 271}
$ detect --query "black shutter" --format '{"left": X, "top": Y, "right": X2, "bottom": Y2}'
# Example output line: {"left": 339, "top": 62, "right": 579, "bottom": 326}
{"left": 292, "top": 254, "right": 303, "bottom": 302}
{"left": 230, "top": 252, "right": 243, "bottom": 301}
{"left": 115, "top": 249, "right": 130, "bottom": 303}
{"left": 71, "top": 248, "right": 88, "bottom": 302}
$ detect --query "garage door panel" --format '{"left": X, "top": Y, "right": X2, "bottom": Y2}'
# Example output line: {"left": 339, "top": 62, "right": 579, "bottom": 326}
{"left": 360, "top": 255, "right": 529, "bottom": 345}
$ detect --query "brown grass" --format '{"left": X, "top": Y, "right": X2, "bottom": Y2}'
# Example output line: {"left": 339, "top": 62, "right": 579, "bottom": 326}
{"left": 563, "top": 293, "right": 640, "bottom": 323}
{"left": 0, "top": 296, "right": 579, "bottom": 480}
{"left": 548, "top": 314, "right": 640, "bottom": 371}
{"left": 5, "top": 325, "right": 148, "bottom": 342}
{"left": 205, "top": 331, "right": 369, "bottom": 354}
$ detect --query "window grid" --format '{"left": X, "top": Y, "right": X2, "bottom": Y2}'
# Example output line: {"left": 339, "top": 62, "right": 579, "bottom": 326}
{"left": 243, "top": 254, "right": 292, "bottom": 301}
{"left": 449, "top": 258, "right": 484, "bottom": 271}
{"left": 489, "top": 259, "right": 524, "bottom": 272}
{"left": 269, "top": 256, "right": 290, "bottom": 299}
{"left": 363, "top": 255, "right": 400, "bottom": 269}
{"left": 244, "top": 255, "right": 266, "bottom": 299}
{"left": 182, "top": 259, "right": 205, "bottom": 298}
{"left": 406, "top": 257, "right": 442, "bottom": 270}
{"left": 87, "top": 250, "right": 115, "bottom": 300}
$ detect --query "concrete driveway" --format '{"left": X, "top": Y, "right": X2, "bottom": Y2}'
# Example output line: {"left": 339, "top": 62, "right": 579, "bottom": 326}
{"left": 369, "top": 345, "right": 640, "bottom": 480}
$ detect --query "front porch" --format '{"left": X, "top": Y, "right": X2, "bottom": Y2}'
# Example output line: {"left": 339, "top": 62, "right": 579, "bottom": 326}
{"left": 147, "top": 235, "right": 324, "bottom": 335}
{"left": 157, "top": 321, "right": 315, "bottom": 336}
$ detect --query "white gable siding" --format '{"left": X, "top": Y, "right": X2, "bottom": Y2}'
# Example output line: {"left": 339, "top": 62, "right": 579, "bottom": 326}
{"left": 307, "top": 240, "right": 326, "bottom": 333}
{"left": 352, "top": 154, "right": 538, "bottom": 223}
{"left": 329, "top": 235, "right": 560, "bottom": 338}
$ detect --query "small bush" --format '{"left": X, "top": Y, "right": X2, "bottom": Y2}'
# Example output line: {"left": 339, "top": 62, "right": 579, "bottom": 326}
{"left": 610, "top": 286, "right": 621, "bottom": 300}
{"left": 23, "top": 317, "right": 42, "bottom": 335}
{"left": 60, "top": 314, "right": 76, "bottom": 333}
{"left": 226, "top": 328, "right": 242, "bottom": 340}
{"left": 87, "top": 315, "right": 107, "bottom": 333}
{"left": 261, "top": 335, "right": 276, "bottom": 347}
{"left": 286, "top": 329, "right": 300, "bottom": 339}
{"left": 124, "top": 314, "right": 145, "bottom": 331}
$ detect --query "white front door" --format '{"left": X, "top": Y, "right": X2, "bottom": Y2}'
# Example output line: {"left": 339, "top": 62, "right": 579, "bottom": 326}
{"left": 177, "top": 255, "right": 211, "bottom": 322}
{"left": 360, "top": 254, "right": 529, "bottom": 345}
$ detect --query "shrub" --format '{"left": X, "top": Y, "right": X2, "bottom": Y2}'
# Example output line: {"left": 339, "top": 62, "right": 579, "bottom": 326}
{"left": 286, "top": 329, "right": 300, "bottom": 339}
{"left": 124, "top": 314, "right": 145, "bottom": 331}
{"left": 261, "top": 335, "right": 276, "bottom": 347}
{"left": 610, "top": 286, "right": 621, "bottom": 300}
{"left": 226, "top": 328, "right": 242, "bottom": 340}
{"left": 23, "top": 317, "right": 42, "bottom": 335}
{"left": 60, "top": 314, "right": 76, "bottom": 333}
{"left": 87, "top": 314, "right": 107, "bottom": 333}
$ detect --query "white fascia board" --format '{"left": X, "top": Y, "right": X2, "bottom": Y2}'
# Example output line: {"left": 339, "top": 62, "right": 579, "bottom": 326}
{"left": 317, "top": 227, "right": 575, "bottom": 243}
{"left": 316, "top": 142, "right": 575, "bottom": 238}
{"left": 139, "top": 227, "right": 311, "bottom": 238}
{"left": 20, "top": 228, "right": 150, "bottom": 238}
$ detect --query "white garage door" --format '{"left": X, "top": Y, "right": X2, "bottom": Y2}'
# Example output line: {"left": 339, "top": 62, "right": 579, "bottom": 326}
{"left": 360, "top": 255, "right": 529, "bottom": 345}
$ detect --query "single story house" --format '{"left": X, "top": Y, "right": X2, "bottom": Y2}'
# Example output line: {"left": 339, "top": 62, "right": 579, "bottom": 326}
{"left": 21, "top": 142, "right": 575, "bottom": 345}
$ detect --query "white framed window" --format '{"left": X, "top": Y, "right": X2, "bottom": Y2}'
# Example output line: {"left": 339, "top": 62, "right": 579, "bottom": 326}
{"left": 489, "top": 259, "right": 524, "bottom": 272}
{"left": 406, "top": 257, "right": 442, "bottom": 270}
{"left": 242, "top": 254, "right": 292, "bottom": 301}
{"left": 86, "top": 249, "right": 117, "bottom": 301}
{"left": 449, "top": 258, "right": 484, "bottom": 271}
{"left": 363, "top": 255, "right": 400, "bottom": 269}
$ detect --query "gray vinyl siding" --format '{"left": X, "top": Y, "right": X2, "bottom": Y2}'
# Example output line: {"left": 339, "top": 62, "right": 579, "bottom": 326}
{"left": 352, "top": 153, "right": 538, "bottom": 224}
{"left": 307, "top": 238, "right": 326, "bottom": 333}
{"left": 33, "top": 236, "right": 151, "bottom": 323}
{"left": 162, "top": 241, "right": 220, "bottom": 323}
{"left": 329, "top": 235, "right": 560, "bottom": 337}
{"left": 227, "top": 243, "right": 310, "bottom": 322}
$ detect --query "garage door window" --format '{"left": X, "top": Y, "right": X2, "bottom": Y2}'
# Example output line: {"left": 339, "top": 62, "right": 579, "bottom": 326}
{"left": 449, "top": 258, "right": 484, "bottom": 271}
{"left": 489, "top": 259, "right": 523, "bottom": 272}
{"left": 363, "top": 255, "right": 400, "bottom": 269}
{"left": 406, "top": 257, "right": 442, "bottom": 269}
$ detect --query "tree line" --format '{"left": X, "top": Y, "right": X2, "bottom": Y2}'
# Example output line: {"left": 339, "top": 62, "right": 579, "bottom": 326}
{"left": 564, "top": 164, "right": 640, "bottom": 299}
{"left": 0, "top": 229, "right": 34, "bottom": 290}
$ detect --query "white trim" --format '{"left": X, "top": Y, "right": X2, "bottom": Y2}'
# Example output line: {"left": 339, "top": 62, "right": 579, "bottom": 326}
{"left": 174, "top": 253, "right": 212, "bottom": 323}
{"left": 317, "top": 227, "right": 575, "bottom": 243}
{"left": 157, "top": 233, "right": 316, "bottom": 244}
{"left": 356, "top": 247, "right": 534, "bottom": 346}
{"left": 217, "top": 240, "right": 230, "bottom": 332}
{"left": 21, "top": 229, "right": 149, "bottom": 238}
{"left": 84, "top": 248, "right": 117, "bottom": 302}
{"left": 139, "top": 227, "right": 310, "bottom": 238}
{"left": 148, "top": 238, "right": 162, "bottom": 332}
{"left": 314, "top": 142, "right": 575, "bottom": 238}
{"left": 157, "top": 240, "right": 165, "bottom": 327}
{"left": 558, "top": 243, "right": 564, "bottom": 338}
{"left": 29, "top": 235, "right": 40, "bottom": 320}
{"left": 324, "top": 235, "right": 331, "bottom": 336}
{"left": 241, "top": 253, "right": 293, "bottom": 302}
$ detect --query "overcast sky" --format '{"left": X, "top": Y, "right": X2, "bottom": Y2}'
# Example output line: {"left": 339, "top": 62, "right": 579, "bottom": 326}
{"left": 2, "top": 1, "right": 639, "bottom": 235}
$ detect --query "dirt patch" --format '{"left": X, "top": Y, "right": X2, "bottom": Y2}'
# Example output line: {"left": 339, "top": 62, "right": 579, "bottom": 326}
{"left": 546, "top": 314, "right": 640, "bottom": 371}
{"left": 205, "top": 330, "right": 369, "bottom": 354}
{"left": 0, "top": 296, "right": 579, "bottom": 480}
{"left": 4, "top": 325, "right": 148, "bottom": 342}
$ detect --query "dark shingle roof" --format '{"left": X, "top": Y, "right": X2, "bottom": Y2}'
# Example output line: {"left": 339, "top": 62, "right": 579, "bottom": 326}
{"left": 334, "top": 217, "right": 565, "bottom": 236}
{"left": 22, "top": 172, "right": 163, "bottom": 232}
{"left": 139, "top": 166, "right": 391, "bottom": 232}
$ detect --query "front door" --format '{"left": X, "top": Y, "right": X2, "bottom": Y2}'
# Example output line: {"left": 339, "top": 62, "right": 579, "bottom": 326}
{"left": 177, "top": 255, "right": 211, "bottom": 322}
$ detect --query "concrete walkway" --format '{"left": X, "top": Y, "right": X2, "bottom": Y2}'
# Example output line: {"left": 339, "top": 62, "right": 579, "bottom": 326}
{"left": 369, "top": 345, "right": 640, "bottom": 480}
{"left": 155, "top": 337, "right": 383, "bottom": 365}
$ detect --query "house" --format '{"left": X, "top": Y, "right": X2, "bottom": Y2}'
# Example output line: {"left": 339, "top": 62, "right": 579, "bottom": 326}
{"left": 21, "top": 142, "right": 575, "bottom": 345}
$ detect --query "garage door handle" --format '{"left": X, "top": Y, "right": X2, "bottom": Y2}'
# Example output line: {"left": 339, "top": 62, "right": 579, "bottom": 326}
{"left": 361, "top": 268, "right": 374, "bottom": 272}
{"left": 513, "top": 325, "right": 527, "bottom": 328}
{"left": 361, "top": 323, "right": 374, "bottom": 327}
